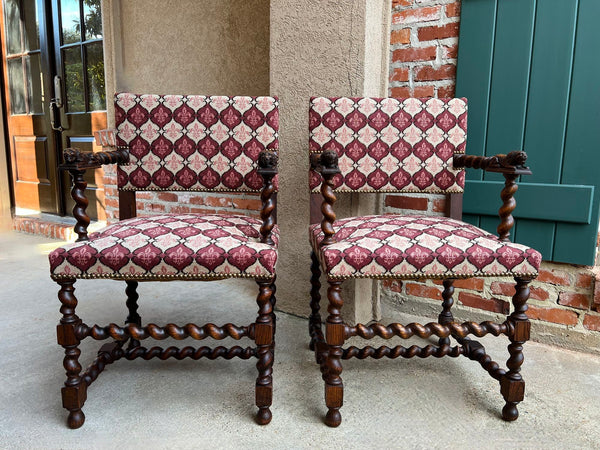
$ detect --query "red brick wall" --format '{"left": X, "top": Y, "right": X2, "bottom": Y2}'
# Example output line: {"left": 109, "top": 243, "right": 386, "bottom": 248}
{"left": 102, "top": 165, "right": 262, "bottom": 222}
{"left": 387, "top": 0, "right": 600, "bottom": 335}
{"left": 383, "top": 264, "right": 600, "bottom": 332}
{"left": 390, "top": 0, "right": 460, "bottom": 99}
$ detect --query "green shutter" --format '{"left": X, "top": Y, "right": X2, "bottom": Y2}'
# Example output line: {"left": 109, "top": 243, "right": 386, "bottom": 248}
{"left": 456, "top": 0, "right": 600, "bottom": 266}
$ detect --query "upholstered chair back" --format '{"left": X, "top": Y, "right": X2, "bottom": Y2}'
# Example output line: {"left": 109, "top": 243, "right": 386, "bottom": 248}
{"left": 309, "top": 97, "right": 467, "bottom": 193}
{"left": 114, "top": 93, "right": 279, "bottom": 192}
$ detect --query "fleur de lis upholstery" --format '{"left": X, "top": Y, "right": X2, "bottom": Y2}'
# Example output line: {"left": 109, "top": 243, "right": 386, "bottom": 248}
{"left": 49, "top": 93, "right": 279, "bottom": 428}
{"left": 308, "top": 96, "right": 541, "bottom": 427}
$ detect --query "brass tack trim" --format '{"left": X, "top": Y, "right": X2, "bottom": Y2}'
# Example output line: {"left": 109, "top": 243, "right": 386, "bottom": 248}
{"left": 323, "top": 271, "right": 538, "bottom": 281}
{"left": 51, "top": 272, "right": 276, "bottom": 282}
{"left": 119, "top": 186, "right": 271, "bottom": 193}
{"left": 310, "top": 188, "right": 465, "bottom": 194}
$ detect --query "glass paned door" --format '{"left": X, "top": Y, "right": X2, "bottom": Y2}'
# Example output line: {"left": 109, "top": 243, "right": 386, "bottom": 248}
{"left": 57, "top": 0, "right": 104, "bottom": 113}
{"left": 53, "top": 0, "right": 107, "bottom": 221}
{"left": 5, "top": 0, "right": 42, "bottom": 116}
{"left": 1, "top": 0, "right": 107, "bottom": 218}
{"left": 2, "top": 0, "right": 59, "bottom": 214}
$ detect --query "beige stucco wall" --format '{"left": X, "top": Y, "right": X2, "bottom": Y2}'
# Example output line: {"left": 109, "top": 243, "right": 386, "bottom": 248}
{"left": 270, "top": 0, "right": 391, "bottom": 320}
{"left": 102, "top": 0, "right": 270, "bottom": 125}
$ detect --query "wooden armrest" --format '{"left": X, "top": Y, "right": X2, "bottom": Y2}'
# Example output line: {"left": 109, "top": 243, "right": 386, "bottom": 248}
{"left": 454, "top": 151, "right": 532, "bottom": 242}
{"left": 59, "top": 130, "right": 127, "bottom": 240}
{"left": 453, "top": 151, "right": 532, "bottom": 176}
{"left": 60, "top": 146, "right": 129, "bottom": 171}
{"left": 60, "top": 129, "right": 127, "bottom": 170}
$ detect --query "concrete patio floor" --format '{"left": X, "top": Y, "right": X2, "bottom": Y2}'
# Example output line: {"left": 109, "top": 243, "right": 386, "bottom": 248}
{"left": 1, "top": 230, "right": 599, "bottom": 449}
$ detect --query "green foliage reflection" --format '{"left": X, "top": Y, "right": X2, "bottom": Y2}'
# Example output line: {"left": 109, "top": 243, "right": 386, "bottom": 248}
{"left": 63, "top": 0, "right": 104, "bottom": 112}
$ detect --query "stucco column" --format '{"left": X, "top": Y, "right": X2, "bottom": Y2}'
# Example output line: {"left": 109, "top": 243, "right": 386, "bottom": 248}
{"left": 270, "top": 0, "right": 391, "bottom": 322}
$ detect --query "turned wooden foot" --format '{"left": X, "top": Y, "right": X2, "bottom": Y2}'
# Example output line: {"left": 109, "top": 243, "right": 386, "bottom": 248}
{"left": 325, "top": 407, "right": 342, "bottom": 427}
{"left": 256, "top": 407, "right": 272, "bottom": 425}
{"left": 67, "top": 409, "right": 85, "bottom": 429}
{"left": 502, "top": 402, "right": 519, "bottom": 421}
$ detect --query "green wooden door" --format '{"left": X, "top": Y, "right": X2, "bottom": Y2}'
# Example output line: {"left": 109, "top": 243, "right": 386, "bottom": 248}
{"left": 456, "top": 0, "right": 600, "bottom": 266}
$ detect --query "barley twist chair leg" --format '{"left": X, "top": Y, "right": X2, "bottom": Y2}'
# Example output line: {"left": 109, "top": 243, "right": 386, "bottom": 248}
{"left": 501, "top": 276, "right": 533, "bottom": 421}
{"left": 56, "top": 280, "right": 86, "bottom": 429}
{"left": 324, "top": 280, "right": 344, "bottom": 427}
{"left": 438, "top": 278, "right": 455, "bottom": 347}
{"left": 125, "top": 281, "right": 141, "bottom": 349}
{"left": 255, "top": 281, "right": 275, "bottom": 425}
{"left": 309, "top": 251, "right": 323, "bottom": 351}
{"left": 270, "top": 275, "right": 277, "bottom": 345}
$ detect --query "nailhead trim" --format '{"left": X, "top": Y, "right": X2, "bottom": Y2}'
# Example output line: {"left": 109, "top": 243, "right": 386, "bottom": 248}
{"left": 119, "top": 187, "right": 268, "bottom": 193}
{"left": 324, "top": 271, "right": 539, "bottom": 281}
{"left": 311, "top": 187, "right": 464, "bottom": 194}
{"left": 51, "top": 273, "right": 275, "bottom": 282}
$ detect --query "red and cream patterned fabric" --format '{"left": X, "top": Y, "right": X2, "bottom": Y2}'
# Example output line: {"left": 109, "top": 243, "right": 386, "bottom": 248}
{"left": 115, "top": 93, "right": 279, "bottom": 192}
{"left": 310, "top": 215, "right": 541, "bottom": 279}
{"left": 50, "top": 214, "right": 278, "bottom": 280}
{"left": 309, "top": 97, "right": 467, "bottom": 193}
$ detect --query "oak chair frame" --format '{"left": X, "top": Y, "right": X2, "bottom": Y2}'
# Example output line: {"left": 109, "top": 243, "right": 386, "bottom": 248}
{"left": 309, "top": 147, "right": 536, "bottom": 427}
{"left": 54, "top": 127, "right": 278, "bottom": 428}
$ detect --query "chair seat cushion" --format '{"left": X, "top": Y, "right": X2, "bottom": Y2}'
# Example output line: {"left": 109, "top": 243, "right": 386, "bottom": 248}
{"left": 310, "top": 215, "right": 541, "bottom": 279}
{"left": 50, "top": 214, "right": 278, "bottom": 280}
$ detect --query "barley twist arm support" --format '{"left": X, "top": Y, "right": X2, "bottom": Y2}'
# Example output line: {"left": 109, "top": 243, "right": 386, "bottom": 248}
{"left": 59, "top": 130, "right": 129, "bottom": 242}
{"left": 454, "top": 151, "right": 532, "bottom": 242}
{"left": 310, "top": 149, "right": 341, "bottom": 247}
{"left": 257, "top": 149, "right": 278, "bottom": 245}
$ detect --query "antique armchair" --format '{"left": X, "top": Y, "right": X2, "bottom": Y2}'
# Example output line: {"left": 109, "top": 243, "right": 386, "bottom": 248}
{"left": 49, "top": 93, "right": 279, "bottom": 428}
{"left": 308, "top": 97, "right": 542, "bottom": 427}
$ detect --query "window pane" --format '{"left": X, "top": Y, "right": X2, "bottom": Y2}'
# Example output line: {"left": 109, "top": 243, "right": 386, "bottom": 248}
{"left": 83, "top": 0, "right": 102, "bottom": 40}
{"left": 61, "top": 0, "right": 81, "bottom": 44}
{"left": 86, "top": 42, "right": 105, "bottom": 110}
{"left": 26, "top": 53, "right": 44, "bottom": 114}
{"left": 7, "top": 58, "right": 26, "bottom": 114}
{"left": 63, "top": 47, "right": 85, "bottom": 112}
{"left": 4, "top": 0, "right": 22, "bottom": 55}
{"left": 23, "top": 0, "right": 39, "bottom": 51}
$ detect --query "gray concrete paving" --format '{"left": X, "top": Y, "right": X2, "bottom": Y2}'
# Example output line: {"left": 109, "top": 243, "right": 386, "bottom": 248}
{"left": 1, "top": 230, "right": 599, "bottom": 449}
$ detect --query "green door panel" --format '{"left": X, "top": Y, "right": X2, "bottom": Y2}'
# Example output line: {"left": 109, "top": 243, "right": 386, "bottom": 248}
{"left": 515, "top": 0, "right": 579, "bottom": 260}
{"left": 514, "top": 219, "right": 554, "bottom": 261}
{"left": 522, "top": 0, "right": 577, "bottom": 185}
{"left": 553, "top": 0, "right": 600, "bottom": 265}
{"left": 483, "top": 0, "right": 535, "bottom": 184}
{"left": 457, "top": 0, "right": 600, "bottom": 265}
{"left": 463, "top": 182, "right": 594, "bottom": 224}
{"left": 454, "top": 0, "right": 497, "bottom": 183}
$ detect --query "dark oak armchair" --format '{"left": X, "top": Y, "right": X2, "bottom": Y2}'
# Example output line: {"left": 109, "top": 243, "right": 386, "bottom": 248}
{"left": 49, "top": 93, "right": 279, "bottom": 427}
{"left": 307, "top": 96, "right": 542, "bottom": 427}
